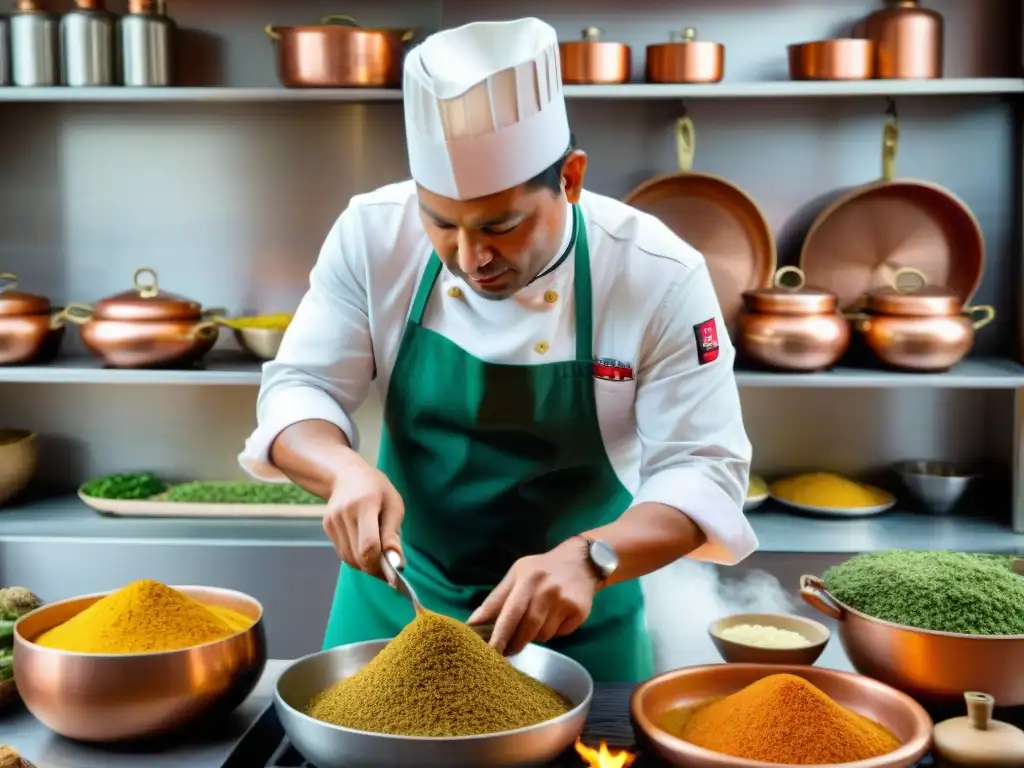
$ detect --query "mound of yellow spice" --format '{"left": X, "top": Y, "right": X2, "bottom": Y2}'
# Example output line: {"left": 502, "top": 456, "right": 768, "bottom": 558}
{"left": 771, "top": 472, "right": 891, "bottom": 509}
{"left": 305, "top": 612, "right": 572, "bottom": 737}
{"left": 34, "top": 580, "right": 252, "bottom": 654}
{"left": 681, "top": 674, "right": 900, "bottom": 764}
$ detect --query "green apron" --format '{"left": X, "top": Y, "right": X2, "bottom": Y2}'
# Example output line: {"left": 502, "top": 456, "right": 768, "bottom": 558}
{"left": 322, "top": 204, "right": 654, "bottom": 683}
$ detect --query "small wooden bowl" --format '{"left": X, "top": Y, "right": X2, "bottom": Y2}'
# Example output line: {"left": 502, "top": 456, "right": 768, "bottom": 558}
{"left": 709, "top": 612, "right": 830, "bottom": 665}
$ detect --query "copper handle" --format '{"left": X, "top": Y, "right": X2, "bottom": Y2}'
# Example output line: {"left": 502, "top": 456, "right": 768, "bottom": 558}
{"left": 966, "top": 305, "right": 996, "bottom": 330}
{"left": 62, "top": 303, "right": 95, "bottom": 326}
{"left": 0, "top": 273, "right": 18, "bottom": 293}
{"left": 799, "top": 574, "right": 845, "bottom": 621}
{"left": 890, "top": 266, "right": 928, "bottom": 293}
{"left": 319, "top": 13, "right": 359, "bottom": 27}
{"left": 881, "top": 118, "right": 900, "bottom": 182}
{"left": 675, "top": 116, "right": 695, "bottom": 172}
{"left": 133, "top": 267, "right": 159, "bottom": 298}
{"left": 189, "top": 320, "right": 218, "bottom": 340}
{"left": 48, "top": 309, "right": 66, "bottom": 330}
{"left": 582, "top": 26, "right": 601, "bottom": 41}
{"left": 202, "top": 307, "right": 227, "bottom": 320}
{"left": 265, "top": 24, "right": 282, "bottom": 41}
{"left": 772, "top": 265, "right": 806, "bottom": 290}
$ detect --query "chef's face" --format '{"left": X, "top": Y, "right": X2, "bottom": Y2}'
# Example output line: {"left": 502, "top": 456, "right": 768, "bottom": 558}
{"left": 417, "top": 150, "right": 588, "bottom": 300}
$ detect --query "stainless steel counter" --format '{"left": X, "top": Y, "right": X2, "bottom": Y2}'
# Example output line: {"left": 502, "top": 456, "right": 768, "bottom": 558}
{"left": 0, "top": 659, "right": 290, "bottom": 767}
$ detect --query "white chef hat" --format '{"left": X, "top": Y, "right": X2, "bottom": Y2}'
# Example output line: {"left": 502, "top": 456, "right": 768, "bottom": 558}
{"left": 403, "top": 18, "right": 571, "bottom": 201}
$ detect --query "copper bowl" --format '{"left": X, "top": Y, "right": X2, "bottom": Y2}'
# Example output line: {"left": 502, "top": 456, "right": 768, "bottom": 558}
{"left": 645, "top": 28, "right": 724, "bottom": 84}
{"left": 14, "top": 585, "right": 267, "bottom": 742}
{"left": 788, "top": 39, "right": 876, "bottom": 80}
{"left": 560, "top": 27, "right": 631, "bottom": 84}
{"left": 708, "top": 613, "right": 831, "bottom": 666}
{"left": 801, "top": 575, "right": 1024, "bottom": 706}
{"left": 632, "top": 663, "right": 932, "bottom": 767}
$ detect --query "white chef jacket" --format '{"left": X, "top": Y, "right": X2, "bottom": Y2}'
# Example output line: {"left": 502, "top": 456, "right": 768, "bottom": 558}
{"left": 239, "top": 180, "right": 757, "bottom": 565}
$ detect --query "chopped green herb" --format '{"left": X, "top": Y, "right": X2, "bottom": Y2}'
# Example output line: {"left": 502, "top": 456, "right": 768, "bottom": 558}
{"left": 823, "top": 550, "right": 1024, "bottom": 636}
{"left": 81, "top": 472, "right": 167, "bottom": 500}
{"left": 163, "top": 481, "right": 322, "bottom": 505}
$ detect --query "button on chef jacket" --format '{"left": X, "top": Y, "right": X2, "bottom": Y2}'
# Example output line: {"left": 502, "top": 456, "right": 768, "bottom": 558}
{"left": 239, "top": 180, "right": 758, "bottom": 566}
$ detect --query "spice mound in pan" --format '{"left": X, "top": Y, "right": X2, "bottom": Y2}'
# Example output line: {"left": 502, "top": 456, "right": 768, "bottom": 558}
{"left": 679, "top": 673, "right": 900, "bottom": 763}
{"left": 304, "top": 612, "right": 572, "bottom": 736}
{"left": 824, "top": 551, "right": 1024, "bottom": 636}
{"left": 33, "top": 580, "right": 253, "bottom": 653}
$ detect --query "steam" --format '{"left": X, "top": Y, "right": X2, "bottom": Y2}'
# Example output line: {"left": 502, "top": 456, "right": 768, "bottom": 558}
{"left": 641, "top": 559, "right": 801, "bottom": 673}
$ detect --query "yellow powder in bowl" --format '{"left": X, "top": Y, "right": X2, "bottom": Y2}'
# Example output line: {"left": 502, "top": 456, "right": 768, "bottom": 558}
{"left": 34, "top": 580, "right": 254, "bottom": 654}
{"left": 771, "top": 472, "right": 892, "bottom": 509}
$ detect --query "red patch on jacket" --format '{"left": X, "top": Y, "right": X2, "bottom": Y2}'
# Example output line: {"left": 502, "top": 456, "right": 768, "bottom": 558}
{"left": 693, "top": 318, "right": 720, "bottom": 365}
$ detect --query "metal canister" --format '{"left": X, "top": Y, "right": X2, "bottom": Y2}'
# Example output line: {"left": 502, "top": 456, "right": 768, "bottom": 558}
{"left": 0, "top": 17, "right": 11, "bottom": 86}
{"left": 10, "top": 0, "right": 59, "bottom": 87}
{"left": 863, "top": 0, "right": 944, "bottom": 79}
{"left": 120, "top": 0, "right": 173, "bottom": 87}
{"left": 61, "top": 0, "right": 115, "bottom": 86}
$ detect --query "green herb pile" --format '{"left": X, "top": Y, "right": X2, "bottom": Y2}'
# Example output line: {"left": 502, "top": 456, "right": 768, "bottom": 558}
{"left": 0, "top": 587, "right": 43, "bottom": 694}
{"left": 164, "top": 481, "right": 321, "bottom": 505}
{"left": 823, "top": 550, "right": 1024, "bottom": 636}
{"left": 81, "top": 471, "right": 168, "bottom": 500}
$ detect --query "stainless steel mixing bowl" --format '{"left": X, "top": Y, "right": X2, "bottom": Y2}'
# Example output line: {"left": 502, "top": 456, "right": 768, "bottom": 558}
{"left": 14, "top": 585, "right": 267, "bottom": 741}
{"left": 275, "top": 640, "right": 593, "bottom": 768}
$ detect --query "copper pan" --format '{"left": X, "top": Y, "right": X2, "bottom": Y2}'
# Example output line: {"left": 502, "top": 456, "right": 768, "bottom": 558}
{"left": 788, "top": 39, "right": 875, "bottom": 80}
{"left": 265, "top": 15, "right": 413, "bottom": 89}
{"left": 624, "top": 117, "right": 776, "bottom": 335}
{"left": 800, "top": 117, "right": 984, "bottom": 313}
{"left": 646, "top": 28, "right": 724, "bottom": 84}
{"left": 559, "top": 27, "right": 631, "bottom": 84}
{"left": 631, "top": 662, "right": 932, "bottom": 767}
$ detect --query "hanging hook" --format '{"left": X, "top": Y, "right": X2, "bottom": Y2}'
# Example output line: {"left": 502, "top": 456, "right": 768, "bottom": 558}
{"left": 885, "top": 97, "right": 899, "bottom": 121}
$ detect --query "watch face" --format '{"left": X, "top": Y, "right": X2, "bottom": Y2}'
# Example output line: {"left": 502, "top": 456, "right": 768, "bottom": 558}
{"left": 589, "top": 539, "right": 619, "bottom": 577}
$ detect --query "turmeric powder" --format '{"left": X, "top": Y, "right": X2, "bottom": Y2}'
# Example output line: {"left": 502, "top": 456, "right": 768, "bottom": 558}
{"left": 34, "top": 580, "right": 253, "bottom": 654}
{"left": 770, "top": 472, "right": 892, "bottom": 509}
{"left": 681, "top": 673, "right": 900, "bottom": 764}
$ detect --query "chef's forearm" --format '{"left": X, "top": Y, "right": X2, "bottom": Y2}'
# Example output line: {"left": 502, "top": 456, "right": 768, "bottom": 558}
{"left": 269, "top": 419, "right": 364, "bottom": 499}
{"left": 582, "top": 502, "right": 707, "bottom": 586}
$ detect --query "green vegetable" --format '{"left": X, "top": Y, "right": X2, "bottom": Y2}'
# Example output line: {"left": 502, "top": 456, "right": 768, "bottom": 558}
{"left": 81, "top": 472, "right": 167, "bottom": 500}
{"left": 0, "top": 653, "right": 12, "bottom": 682}
{"left": 163, "top": 481, "right": 322, "bottom": 505}
{"left": 823, "top": 550, "right": 1024, "bottom": 636}
{"left": 0, "top": 587, "right": 41, "bottom": 621}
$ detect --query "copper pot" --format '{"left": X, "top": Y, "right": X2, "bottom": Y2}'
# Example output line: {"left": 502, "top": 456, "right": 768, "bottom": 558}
{"left": 63, "top": 268, "right": 221, "bottom": 369}
{"left": 645, "top": 28, "right": 724, "bottom": 84}
{"left": 855, "top": 267, "right": 995, "bottom": 372}
{"left": 559, "top": 27, "right": 631, "bottom": 85}
{"left": 737, "top": 266, "right": 850, "bottom": 372}
{"left": 0, "top": 273, "right": 66, "bottom": 366}
{"left": 788, "top": 39, "right": 875, "bottom": 80}
{"left": 265, "top": 15, "right": 413, "bottom": 89}
{"left": 863, "top": 0, "right": 944, "bottom": 79}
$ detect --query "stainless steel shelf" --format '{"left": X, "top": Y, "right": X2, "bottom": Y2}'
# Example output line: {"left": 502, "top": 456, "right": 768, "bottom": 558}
{"left": 0, "top": 79, "right": 1021, "bottom": 102}
{"left": 1, "top": 355, "right": 1022, "bottom": 388}
{"left": 0, "top": 495, "right": 1019, "bottom": 552}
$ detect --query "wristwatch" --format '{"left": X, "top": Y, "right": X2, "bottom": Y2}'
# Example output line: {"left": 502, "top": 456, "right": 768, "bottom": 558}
{"left": 579, "top": 535, "right": 619, "bottom": 581}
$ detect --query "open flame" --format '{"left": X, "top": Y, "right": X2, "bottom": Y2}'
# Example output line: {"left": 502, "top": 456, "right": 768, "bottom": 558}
{"left": 574, "top": 738, "right": 637, "bottom": 768}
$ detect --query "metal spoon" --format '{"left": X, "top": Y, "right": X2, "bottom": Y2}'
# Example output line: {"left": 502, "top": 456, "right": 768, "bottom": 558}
{"left": 379, "top": 549, "right": 494, "bottom": 642}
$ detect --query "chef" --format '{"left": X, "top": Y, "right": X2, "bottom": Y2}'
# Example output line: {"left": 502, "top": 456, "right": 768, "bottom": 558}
{"left": 239, "top": 17, "right": 756, "bottom": 683}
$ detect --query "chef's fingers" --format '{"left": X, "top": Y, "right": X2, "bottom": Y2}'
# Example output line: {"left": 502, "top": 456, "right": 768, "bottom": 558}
{"left": 534, "top": 609, "right": 568, "bottom": 645}
{"left": 488, "top": 579, "right": 533, "bottom": 656}
{"left": 378, "top": 484, "right": 406, "bottom": 564}
{"left": 355, "top": 493, "right": 387, "bottom": 577}
{"left": 322, "top": 512, "right": 352, "bottom": 564}
{"left": 504, "top": 594, "right": 552, "bottom": 657}
{"left": 553, "top": 610, "right": 587, "bottom": 639}
{"left": 467, "top": 569, "right": 515, "bottom": 626}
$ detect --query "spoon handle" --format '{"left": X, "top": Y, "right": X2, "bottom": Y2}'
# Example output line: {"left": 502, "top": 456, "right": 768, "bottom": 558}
{"left": 380, "top": 548, "right": 423, "bottom": 614}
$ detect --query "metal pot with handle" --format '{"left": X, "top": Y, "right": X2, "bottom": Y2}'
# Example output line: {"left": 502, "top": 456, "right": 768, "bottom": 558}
{"left": 0, "top": 273, "right": 66, "bottom": 365}
{"left": 64, "top": 267, "right": 222, "bottom": 369}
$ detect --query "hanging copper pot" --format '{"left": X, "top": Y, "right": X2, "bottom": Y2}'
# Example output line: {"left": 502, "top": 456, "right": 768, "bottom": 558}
{"left": 0, "top": 273, "right": 66, "bottom": 366}
{"left": 855, "top": 267, "right": 994, "bottom": 372}
{"left": 63, "top": 268, "right": 222, "bottom": 369}
{"left": 862, "top": 0, "right": 944, "bottom": 79}
{"left": 559, "top": 27, "right": 631, "bottom": 84}
{"left": 788, "top": 39, "right": 876, "bottom": 80}
{"left": 645, "top": 28, "right": 724, "bottom": 84}
{"left": 737, "top": 267, "right": 851, "bottom": 372}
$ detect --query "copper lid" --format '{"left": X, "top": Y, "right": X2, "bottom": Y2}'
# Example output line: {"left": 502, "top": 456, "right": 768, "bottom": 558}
{"left": 742, "top": 266, "right": 838, "bottom": 315}
{"left": 0, "top": 273, "right": 51, "bottom": 317}
{"left": 92, "top": 268, "right": 202, "bottom": 321}
{"left": 864, "top": 267, "right": 962, "bottom": 317}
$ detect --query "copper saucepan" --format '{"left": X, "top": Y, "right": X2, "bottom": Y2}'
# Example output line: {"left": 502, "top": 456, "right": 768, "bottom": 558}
{"left": 624, "top": 117, "right": 776, "bottom": 335}
{"left": 266, "top": 14, "right": 414, "bottom": 89}
{"left": 788, "top": 38, "right": 876, "bottom": 80}
{"left": 0, "top": 273, "right": 66, "bottom": 366}
{"left": 800, "top": 117, "right": 985, "bottom": 313}
{"left": 64, "top": 268, "right": 223, "bottom": 370}
{"left": 646, "top": 28, "right": 724, "bottom": 84}
{"left": 559, "top": 27, "right": 631, "bottom": 84}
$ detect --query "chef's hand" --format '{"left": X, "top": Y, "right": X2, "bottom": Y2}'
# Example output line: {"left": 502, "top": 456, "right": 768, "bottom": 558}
{"left": 323, "top": 455, "right": 405, "bottom": 580}
{"left": 467, "top": 537, "right": 600, "bottom": 657}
